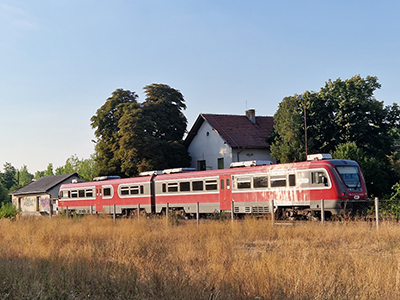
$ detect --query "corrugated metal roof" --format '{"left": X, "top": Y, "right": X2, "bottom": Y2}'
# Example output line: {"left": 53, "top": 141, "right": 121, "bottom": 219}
{"left": 10, "top": 173, "right": 78, "bottom": 195}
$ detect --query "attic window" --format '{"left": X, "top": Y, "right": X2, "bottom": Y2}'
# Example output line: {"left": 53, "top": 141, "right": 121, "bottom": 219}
{"left": 206, "top": 131, "right": 210, "bottom": 137}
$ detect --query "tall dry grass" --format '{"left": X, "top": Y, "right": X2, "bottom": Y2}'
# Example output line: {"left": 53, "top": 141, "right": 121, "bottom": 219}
{"left": 1, "top": 216, "right": 400, "bottom": 299}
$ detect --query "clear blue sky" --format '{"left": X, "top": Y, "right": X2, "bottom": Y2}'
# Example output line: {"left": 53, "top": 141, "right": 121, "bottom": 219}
{"left": 1, "top": 0, "right": 399, "bottom": 173}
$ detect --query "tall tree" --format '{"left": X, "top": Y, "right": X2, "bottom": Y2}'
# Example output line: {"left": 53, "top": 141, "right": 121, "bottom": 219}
{"left": 45, "top": 163, "right": 54, "bottom": 177}
{"left": 270, "top": 75, "right": 400, "bottom": 197}
{"left": 17, "top": 165, "right": 34, "bottom": 188}
{"left": 1, "top": 163, "right": 17, "bottom": 191}
{"left": 91, "top": 89, "right": 139, "bottom": 176}
{"left": 271, "top": 75, "right": 399, "bottom": 162}
{"left": 92, "top": 84, "right": 190, "bottom": 177}
{"left": 55, "top": 154, "right": 98, "bottom": 182}
{"left": 269, "top": 95, "right": 304, "bottom": 163}
{"left": 0, "top": 183, "right": 8, "bottom": 204}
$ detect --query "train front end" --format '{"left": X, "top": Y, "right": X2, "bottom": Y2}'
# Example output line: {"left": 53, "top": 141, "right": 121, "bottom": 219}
{"left": 327, "top": 158, "right": 371, "bottom": 215}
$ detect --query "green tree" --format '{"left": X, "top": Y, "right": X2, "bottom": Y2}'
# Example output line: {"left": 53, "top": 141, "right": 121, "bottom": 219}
{"left": 0, "top": 183, "right": 9, "bottom": 205}
{"left": 91, "top": 89, "right": 139, "bottom": 176}
{"left": 45, "top": 163, "right": 54, "bottom": 177}
{"left": 55, "top": 154, "right": 98, "bottom": 182}
{"left": 316, "top": 76, "right": 396, "bottom": 158}
{"left": 270, "top": 75, "right": 400, "bottom": 197}
{"left": 269, "top": 95, "right": 305, "bottom": 163}
{"left": 16, "top": 165, "right": 34, "bottom": 188}
{"left": 92, "top": 84, "right": 190, "bottom": 177}
{"left": 0, "top": 163, "right": 17, "bottom": 191}
{"left": 34, "top": 171, "right": 45, "bottom": 179}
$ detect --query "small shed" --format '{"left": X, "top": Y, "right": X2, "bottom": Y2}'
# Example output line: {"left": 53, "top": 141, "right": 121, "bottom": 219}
{"left": 10, "top": 173, "right": 79, "bottom": 216}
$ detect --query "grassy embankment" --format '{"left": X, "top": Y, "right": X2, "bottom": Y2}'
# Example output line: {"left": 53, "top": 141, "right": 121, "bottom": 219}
{"left": 1, "top": 216, "right": 400, "bottom": 299}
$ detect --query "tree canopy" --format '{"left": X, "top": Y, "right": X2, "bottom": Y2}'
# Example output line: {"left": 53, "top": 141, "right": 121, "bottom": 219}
{"left": 91, "top": 84, "right": 190, "bottom": 177}
{"left": 55, "top": 154, "right": 98, "bottom": 182}
{"left": 270, "top": 75, "right": 400, "bottom": 197}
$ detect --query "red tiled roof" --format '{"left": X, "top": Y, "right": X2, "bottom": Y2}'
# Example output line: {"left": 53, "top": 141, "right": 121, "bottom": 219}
{"left": 185, "top": 113, "right": 274, "bottom": 148}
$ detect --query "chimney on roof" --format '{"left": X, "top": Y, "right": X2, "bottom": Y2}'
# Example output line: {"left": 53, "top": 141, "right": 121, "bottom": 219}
{"left": 246, "top": 109, "right": 256, "bottom": 124}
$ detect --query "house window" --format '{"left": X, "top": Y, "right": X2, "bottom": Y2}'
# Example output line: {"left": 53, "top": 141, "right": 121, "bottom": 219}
{"left": 218, "top": 158, "right": 224, "bottom": 169}
{"left": 197, "top": 160, "right": 206, "bottom": 171}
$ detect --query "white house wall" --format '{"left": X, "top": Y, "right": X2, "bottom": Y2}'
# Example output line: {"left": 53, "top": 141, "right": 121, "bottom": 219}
{"left": 188, "top": 122, "right": 232, "bottom": 170}
{"left": 232, "top": 148, "right": 275, "bottom": 163}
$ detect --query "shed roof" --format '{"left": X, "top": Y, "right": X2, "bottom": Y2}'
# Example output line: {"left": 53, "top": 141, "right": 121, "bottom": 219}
{"left": 184, "top": 113, "right": 274, "bottom": 148}
{"left": 10, "top": 173, "right": 78, "bottom": 196}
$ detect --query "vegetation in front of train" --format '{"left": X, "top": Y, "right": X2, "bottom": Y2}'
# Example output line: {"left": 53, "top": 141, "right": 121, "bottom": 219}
{"left": 2, "top": 217, "right": 400, "bottom": 299}
{"left": 269, "top": 75, "right": 400, "bottom": 198}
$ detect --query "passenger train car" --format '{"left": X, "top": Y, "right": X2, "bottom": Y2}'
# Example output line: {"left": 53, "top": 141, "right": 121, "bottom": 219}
{"left": 58, "top": 154, "right": 370, "bottom": 219}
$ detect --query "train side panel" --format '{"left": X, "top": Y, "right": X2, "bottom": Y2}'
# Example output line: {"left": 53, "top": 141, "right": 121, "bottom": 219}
{"left": 58, "top": 177, "right": 153, "bottom": 214}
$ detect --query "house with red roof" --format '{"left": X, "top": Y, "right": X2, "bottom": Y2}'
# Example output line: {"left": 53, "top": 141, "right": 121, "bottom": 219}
{"left": 184, "top": 109, "right": 275, "bottom": 170}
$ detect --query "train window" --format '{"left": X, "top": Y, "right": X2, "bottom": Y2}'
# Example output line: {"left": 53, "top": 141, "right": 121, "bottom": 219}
{"left": 103, "top": 187, "right": 111, "bottom": 197}
{"left": 289, "top": 174, "right": 296, "bottom": 187}
{"left": 78, "top": 190, "right": 85, "bottom": 197}
{"left": 270, "top": 176, "right": 286, "bottom": 187}
{"left": 68, "top": 191, "right": 71, "bottom": 198}
{"left": 59, "top": 191, "right": 64, "bottom": 198}
{"left": 162, "top": 183, "right": 167, "bottom": 193}
{"left": 86, "top": 189, "right": 93, "bottom": 197}
{"left": 237, "top": 177, "right": 251, "bottom": 189}
{"left": 205, "top": 180, "right": 218, "bottom": 190}
{"left": 253, "top": 176, "right": 268, "bottom": 188}
{"left": 130, "top": 186, "right": 140, "bottom": 195}
{"left": 140, "top": 185, "right": 144, "bottom": 194}
{"left": 180, "top": 182, "right": 190, "bottom": 192}
{"left": 220, "top": 179, "right": 224, "bottom": 190}
{"left": 120, "top": 186, "right": 129, "bottom": 195}
{"left": 312, "top": 172, "right": 327, "bottom": 185}
{"left": 192, "top": 181, "right": 203, "bottom": 191}
{"left": 71, "top": 190, "right": 78, "bottom": 198}
{"left": 168, "top": 183, "right": 178, "bottom": 192}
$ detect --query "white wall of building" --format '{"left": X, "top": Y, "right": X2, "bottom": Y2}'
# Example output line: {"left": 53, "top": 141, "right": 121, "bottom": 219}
{"left": 232, "top": 148, "right": 275, "bottom": 163}
{"left": 188, "top": 122, "right": 233, "bottom": 170}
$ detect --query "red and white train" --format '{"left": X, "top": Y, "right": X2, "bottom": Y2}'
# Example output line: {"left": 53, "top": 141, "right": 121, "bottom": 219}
{"left": 58, "top": 154, "right": 371, "bottom": 219}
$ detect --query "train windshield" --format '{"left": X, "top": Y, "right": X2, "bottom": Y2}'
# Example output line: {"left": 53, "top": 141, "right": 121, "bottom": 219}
{"left": 335, "top": 166, "right": 361, "bottom": 189}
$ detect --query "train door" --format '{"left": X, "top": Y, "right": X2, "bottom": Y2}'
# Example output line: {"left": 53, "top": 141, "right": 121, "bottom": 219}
{"left": 96, "top": 186, "right": 103, "bottom": 212}
{"left": 219, "top": 175, "right": 232, "bottom": 210}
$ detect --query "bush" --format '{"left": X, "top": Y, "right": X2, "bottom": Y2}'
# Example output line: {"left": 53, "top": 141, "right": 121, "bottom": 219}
{"left": 0, "top": 202, "right": 18, "bottom": 219}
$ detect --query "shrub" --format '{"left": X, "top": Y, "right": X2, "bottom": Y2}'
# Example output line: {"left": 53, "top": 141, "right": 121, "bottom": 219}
{"left": 0, "top": 202, "right": 18, "bottom": 219}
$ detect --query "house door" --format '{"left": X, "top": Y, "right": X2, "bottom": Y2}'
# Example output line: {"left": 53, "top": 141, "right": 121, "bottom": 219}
{"left": 219, "top": 175, "right": 232, "bottom": 211}
{"left": 96, "top": 186, "right": 103, "bottom": 212}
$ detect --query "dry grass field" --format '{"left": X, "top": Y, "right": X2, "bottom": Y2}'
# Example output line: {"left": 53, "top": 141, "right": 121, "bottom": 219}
{"left": 1, "top": 216, "right": 400, "bottom": 299}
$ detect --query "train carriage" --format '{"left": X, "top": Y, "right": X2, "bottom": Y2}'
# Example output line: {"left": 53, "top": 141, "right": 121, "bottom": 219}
{"left": 58, "top": 175, "right": 153, "bottom": 215}
{"left": 57, "top": 154, "right": 370, "bottom": 219}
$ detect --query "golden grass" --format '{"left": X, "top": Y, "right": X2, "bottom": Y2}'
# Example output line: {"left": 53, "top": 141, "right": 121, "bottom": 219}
{"left": 1, "top": 216, "right": 400, "bottom": 299}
